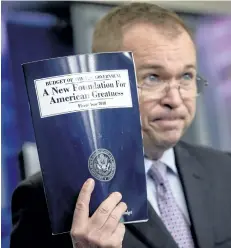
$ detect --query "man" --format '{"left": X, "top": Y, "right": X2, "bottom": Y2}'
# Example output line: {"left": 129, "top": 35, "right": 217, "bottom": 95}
{"left": 10, "top": 2, "right": 231, "bottom": 248}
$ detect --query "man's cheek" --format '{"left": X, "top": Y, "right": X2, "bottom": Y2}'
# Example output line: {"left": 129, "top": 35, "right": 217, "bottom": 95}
{"left": 185, "top": 99, "right": 196, "bottom": 115}
{"left": 140, "top": 113, "right": 150, "bottom": 132}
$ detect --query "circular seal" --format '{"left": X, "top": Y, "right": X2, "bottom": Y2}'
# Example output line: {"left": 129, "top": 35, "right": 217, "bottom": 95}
{"left": 88, "top": 149, "right": 116, "bottom": 182}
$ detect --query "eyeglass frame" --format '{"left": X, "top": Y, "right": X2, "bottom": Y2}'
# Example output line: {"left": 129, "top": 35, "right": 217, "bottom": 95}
{"left": 137, "top": 74, "right": 208, "bottom": 99}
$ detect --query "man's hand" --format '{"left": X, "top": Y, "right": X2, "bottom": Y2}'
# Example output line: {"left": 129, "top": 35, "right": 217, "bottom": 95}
{"left": 71, "top": 178, "right": 127, "bottom": 248}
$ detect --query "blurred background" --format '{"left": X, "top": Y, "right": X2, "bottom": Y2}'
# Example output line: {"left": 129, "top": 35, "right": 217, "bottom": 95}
{"left": 1, "top": 1, "right": 231, "bottom": 247}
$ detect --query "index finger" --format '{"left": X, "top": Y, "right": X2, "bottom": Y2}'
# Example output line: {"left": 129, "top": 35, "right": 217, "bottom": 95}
{"left": 72, "top": 178, "right": 95, "bottom": 228}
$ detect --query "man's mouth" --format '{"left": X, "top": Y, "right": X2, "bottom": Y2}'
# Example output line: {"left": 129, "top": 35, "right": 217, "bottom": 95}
{"left": 152, "top": 115, "right": 184, "bottom": 122}
{"left": 153, "top": 117, "right": 180, "bottom": 121}
{"left": 150, "top": 114, "right": 185, "bottom": 130}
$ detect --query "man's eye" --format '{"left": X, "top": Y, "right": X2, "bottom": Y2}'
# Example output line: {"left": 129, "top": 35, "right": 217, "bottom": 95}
{"left": 182, "top": 73, "right": 193, "bottom": 80}
{"left": 144, "top": 74, "right": 160, "bottom": 83}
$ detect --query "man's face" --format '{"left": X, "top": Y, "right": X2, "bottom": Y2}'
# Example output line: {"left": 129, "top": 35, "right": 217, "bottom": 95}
{"left": 122, "top": 23, "right": 197, "bottom": 152}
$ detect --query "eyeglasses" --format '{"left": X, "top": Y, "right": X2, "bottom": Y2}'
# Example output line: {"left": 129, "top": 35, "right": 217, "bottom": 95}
{"left": 137, "top": 75, "right": 208, "bottom": 100}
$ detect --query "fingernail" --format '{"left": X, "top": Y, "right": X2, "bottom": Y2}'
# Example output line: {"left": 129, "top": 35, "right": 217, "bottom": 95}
{"left": 122, "top": 202, "right": 127, "bottom": 210}
{"left": 114, "top": 192, "right": 122, "bottom": 199}
{"left": 85, "top": 178, "right": 94, "bottom": 187}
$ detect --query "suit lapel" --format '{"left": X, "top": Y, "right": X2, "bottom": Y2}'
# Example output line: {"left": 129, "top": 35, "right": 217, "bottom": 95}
{"left": 126, "top": 202, "right": 178, "bottom": 248}
{"left": 174, "top": 143, "right": 214, "bottom": 248}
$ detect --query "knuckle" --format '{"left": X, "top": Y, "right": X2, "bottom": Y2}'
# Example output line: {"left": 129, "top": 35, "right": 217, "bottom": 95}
{"left": 86, "top": 234, "right": 94, "bottom": 244}
{"left": 109, "top": 213, "right": 120, "bottom": 222}
{"left": 118, "top": 223, "right": 125, "bottom": 235}
{"left": 86, "top": 234, "right": 94, "bottom": 243}
{"left": 81, "top": 185, "right": 89, "bottom": 194}
{"left": 87, "top": 231, "right": 97, "bottom": 241}
{"left": 98, "top": 236, "right": 108, "bottom": 247}
{"left": 111, "top": 240, "right": 122, "bottom": 248}
{"left": 75, "top": 201, "right": 86, "bottom": 211}
{"left": 119, "top": 223, "right": 125, "bottom": 231}
{"left": 70, "top": 229, "right": 82, "bottom": 238}
{"left": 87, "top": 233, "right": 101, "bottom": 246}
{"left": 98, "top": 205, "right": 110, "bottom": 215}
{"left": 70, "top": 229, "right": 76, "bottom": 237}
{"left": 102, "top": 238, "right": 120, "bottom": 248}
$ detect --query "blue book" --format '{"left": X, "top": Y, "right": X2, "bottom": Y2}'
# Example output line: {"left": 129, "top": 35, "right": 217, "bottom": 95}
{"left": 22, "top": 52, "right": 148, "bottom": 235}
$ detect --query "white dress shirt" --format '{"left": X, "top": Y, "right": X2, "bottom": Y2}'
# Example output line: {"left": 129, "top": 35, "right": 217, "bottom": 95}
{"left": 145, "top": 148, "right": 191, "bottom": 224}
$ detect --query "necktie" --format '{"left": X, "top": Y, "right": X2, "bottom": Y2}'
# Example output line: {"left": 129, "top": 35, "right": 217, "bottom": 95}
{"left": 149, "top": 161, "right": 195, "bottom": 248}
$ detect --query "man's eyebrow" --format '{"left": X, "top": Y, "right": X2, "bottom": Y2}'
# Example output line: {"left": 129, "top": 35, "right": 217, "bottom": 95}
{"left": 184, "top": 64, "right": 197, "bottom": 70}
{"left": 137, "top": 64, "right": 165, "bottom": 70}
{"left": 137, "top": 64, "right": 197, "bottom": 70}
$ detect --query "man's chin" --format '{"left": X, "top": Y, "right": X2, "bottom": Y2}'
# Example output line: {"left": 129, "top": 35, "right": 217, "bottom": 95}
{"left": 142, "top": 128, "right": 184, "bottom": 151}
{"left": 143, "top": 131, "right": 181, "bottom": 159}
{"left": 152, "top": 130, "right": 183, "bottom": 149}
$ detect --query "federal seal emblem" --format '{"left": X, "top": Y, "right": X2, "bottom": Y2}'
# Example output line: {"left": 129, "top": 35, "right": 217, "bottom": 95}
{"left": 88, "top": 149, "right": 116, "bottom": 181}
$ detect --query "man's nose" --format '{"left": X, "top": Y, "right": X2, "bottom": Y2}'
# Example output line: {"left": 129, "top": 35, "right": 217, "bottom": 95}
{"left": 160, "top": 84, "right": 183, "bottom": 109}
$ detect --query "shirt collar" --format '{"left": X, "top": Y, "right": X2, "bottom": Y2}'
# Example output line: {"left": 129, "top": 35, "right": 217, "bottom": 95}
{"left": 144, "top": 148, "right": 178, "bottom": 175}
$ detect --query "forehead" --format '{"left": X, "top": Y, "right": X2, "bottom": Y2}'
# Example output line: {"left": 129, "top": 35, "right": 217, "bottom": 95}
{"left": 122, "top": 22, "right": 196, "bottom": 71}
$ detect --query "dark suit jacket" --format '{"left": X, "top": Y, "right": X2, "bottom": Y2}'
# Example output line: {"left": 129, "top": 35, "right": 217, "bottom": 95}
{"left": 10, "top": 142, "right": 231, "bottom": 248}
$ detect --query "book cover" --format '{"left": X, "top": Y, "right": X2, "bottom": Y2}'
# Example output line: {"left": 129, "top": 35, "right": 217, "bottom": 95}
{"left": 22, "top": 52, "right": 148, "bottom": 235}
